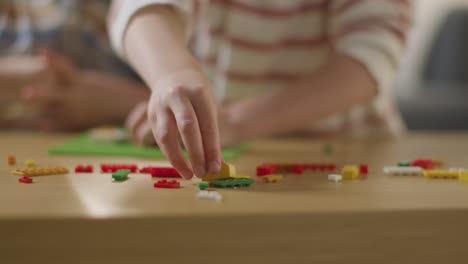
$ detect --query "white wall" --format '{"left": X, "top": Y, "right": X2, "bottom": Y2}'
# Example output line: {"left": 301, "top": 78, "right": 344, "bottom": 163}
{"left": 396, "top": 0, "right": 468, "bottom": 95}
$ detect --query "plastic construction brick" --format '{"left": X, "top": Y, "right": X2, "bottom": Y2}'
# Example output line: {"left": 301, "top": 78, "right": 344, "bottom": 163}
{"left": 459, "top": 171, "right": 468, "bottom": 182}
{"left": 198, "top": 182, "right": 209, "bottom": 190}
{"left": 101, "top": 164, "right": 138, "bottom": 173}
{"left": 149, "top": 167, "right": 181, "bottom": 178}
{"left": 211, "top": 178, "right": 255, "bottom": 188}
{"left": 25, "top": 160, "right": 36, "bottom": 168}
{"left": 7, "top": 154, "right": 16, "bottom": 166}
{"left": 12, "top": 166, "right": 69, "bottom": 177}
{"left": 196, "top": 190, "right": 222, "bottom": 201}
{"left": 328, "top": 174, "right": 342, "bottom": 183}
{"left": 262, "top": 174, "right": 283, "bottom": 183}
{"left": 323, "top": 144, "right": 333, "bottom": 155}
{"left": 341, "top": 165, "right": 359, "bottom": 180}
{"left": 411, "top": 159, "right": 436, "bottom": 170}
{"left": 18, "top": 176, "right": 33, "bottom": 184}
{"left": 398, "top": 162, "right": 411, "bottom": 167}
{"left": 359, "top": 164, "right": 369, "bottom": 174}
{"left": 203, "top": 162, "right": 236, "bottom": 181}
{"left": 256, "top": 164, "right": 277, "bottom": 177}
{"left": 423, "top": 170, "right": 459, "bottom": 179}
{"left": 112, "top": 169, "right": 130, "bottom": 181}
{"left": 302, "top": 163, "right": 337, "bottom": 171}
{"left": 232, "top": 174, "right": 252, "bottom": 179}
{"left": 383, "top": 166, "right": 423, "bottom": 176}
{"left": 75, "top": 165, "right": 93, "bottom": 173}
{"left": 153, "top": 179, "right": 181, "bottom": 189}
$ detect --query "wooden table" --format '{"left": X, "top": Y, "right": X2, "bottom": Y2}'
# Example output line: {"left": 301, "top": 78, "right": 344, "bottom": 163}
{"left": 1, "top": 132, "right": 468, "bottom": 264}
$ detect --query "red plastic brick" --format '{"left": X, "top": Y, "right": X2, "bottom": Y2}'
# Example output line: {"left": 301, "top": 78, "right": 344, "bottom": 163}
{"left": 101, "top": 164, "right": 138, "bottom": 173}
{"left": 153, "top": 179, "right": 181, "bottom": 189}
{"left": 303, "top": 163, "right": 337, "bottom": 171}
{"left": 411, "top": 159, "right": 435, "bottom": 170}
{"left": 256, "top": 164, "right": 277, "bottom": 177}
{"left": 149, "top": 167, "right": 181, "bottom": 178}
{"left": 359, "top": 164, "right": 369, "bottom": 174}
{"left": 75, "top": 165, "right": 93, "bottom": 173}
{"left": 292, "top": 164, "right": 304, "bottom": 174}
{"left": 18, "top": 176, "right": 33, "bottom": 184}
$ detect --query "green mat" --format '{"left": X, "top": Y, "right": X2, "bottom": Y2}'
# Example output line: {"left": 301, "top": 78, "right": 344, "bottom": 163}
{"left": 48, "top": 134, "right": 248, "bottom": 161}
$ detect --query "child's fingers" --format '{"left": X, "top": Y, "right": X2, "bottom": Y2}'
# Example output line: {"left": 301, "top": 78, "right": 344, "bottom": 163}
{"left": 191, "top": 90, "right": 222, "bottom": 173}
{"left": 126, "top": 101, "right": 148, "bottom": 144}
{"left": 148, "top": 103, "right": 193, "bottom": 179}
{"left": 169, "top": 94, "right": 206, "bottom": 178}
{"left": 135, "top": 121, "right": 152, "bottom": 145}
{"left": 40, "top": 49, "right": 77, "bottom": 86}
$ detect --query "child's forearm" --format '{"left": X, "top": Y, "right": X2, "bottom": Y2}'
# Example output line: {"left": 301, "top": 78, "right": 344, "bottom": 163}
{"left": 226, "top": 54, "right": 378, "bottom": 141}
{"left": 123, "top": 5, "right": 197, "bottom": 88}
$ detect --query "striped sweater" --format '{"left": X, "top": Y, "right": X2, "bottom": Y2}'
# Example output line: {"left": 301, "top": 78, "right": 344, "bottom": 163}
{"left": 109, "top": 0, "right": 414, "bottom": 137}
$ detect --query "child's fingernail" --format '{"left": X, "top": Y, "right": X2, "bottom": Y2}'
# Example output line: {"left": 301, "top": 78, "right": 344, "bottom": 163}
{"left": 195, "top": 166, "right": 206, "bottom": 178}
{"left": 209, "top": 161, "right": 221, "bottom": 173}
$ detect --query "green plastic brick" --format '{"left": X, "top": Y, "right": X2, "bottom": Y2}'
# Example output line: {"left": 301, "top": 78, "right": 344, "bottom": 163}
{"left": 211, "top": 178, "right": 255, "bottom": 188}
{"left": 112, "top": 169, "right": 130, "bottom": 181}
{"left": 398, "top": 162, "right": 411, "bottom": 167}
{"left": 198, "top": 182, "right": 209, "bottom": 190}
{"left": 323, "top": 143, "right": 333, "bottom": 155}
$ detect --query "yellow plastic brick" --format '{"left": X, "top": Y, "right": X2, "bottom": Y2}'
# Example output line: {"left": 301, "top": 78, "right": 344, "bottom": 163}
{"left": 232, "top": 174, "right": 251, "bottom": 179}
{"left": 423, "top": 170, "right": 459, "bottom": 179}
{"left": 12, "top": 166, "right": 69, "bottom": 177}
{"left": 341, "top": 165, "right": 359, "bottom": 180}
{"left": 262, "top": 174, "right": 283, "bottom": 183}
{"left": 202, "top": 162, "right": 236, "bottom": 182}
{"left": 25, "top": 160, "right": 36, "bottom": 167}
{"left": 459, "top": 171, "right": 468, "bottom": 182}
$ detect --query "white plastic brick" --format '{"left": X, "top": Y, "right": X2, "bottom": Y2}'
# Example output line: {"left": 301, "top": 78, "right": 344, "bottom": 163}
{"left": 196, "top": 190, "right": 223, "bottom": 201}
{"left": 383, "top": 166, "right": 423, "bottom": 176}
{"left": 328, "top": 174, "right": 342, "bottom": 182}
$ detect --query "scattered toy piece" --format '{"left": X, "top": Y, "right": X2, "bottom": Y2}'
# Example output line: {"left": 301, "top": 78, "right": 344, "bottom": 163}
{"left": 25, "top": 160, "right": 36, "bottom": 167}
{"left": 423, "top": 170, "right": 459, "bottom": 179}
{"left": 101, "top": 164, "right": 138, "bottom": 173}
{"left": 198, "top": 182, "right": 209, "bottom": 190}
{"left": 112, "top": 169, "right": 130, "bottom": 181}
{"left": 341, "top": 165, "right": 359, "bottom": 180}
{"left": 398, "top": 162, "right": 411, "bottom": 167}
{"left": 459, "top": 171, "right": 468, "bottom": 182}
{"left": 262, "top": 174, "right": 283, "bottom": 183}
{"left": 203, "top": 162, "right": 236, "bottom": 181}
{"left": 383, "top": 166, "right": 423, "bottom": 176}
{"left": 231, "top": 174, "right": 252, "bottom": 179}
{"left": 256, "top": 164, "right": 277, "bottom": 176}
{"left": 303, "top": 163, "right": 337, "bottom": 171}
{"left": 18, "top": 176, "right": 33, "bottom": 184}
{"left": 196, "top": 190, "right": 222, "bottom": 201}
{"left": 154, "top": 179, "right": 181, "bottom": 189}
{"left": 75, "top": 165, "right": 93, "bottom": 173}
{"left": 328, "top": 174, "right": 342, "bottom": 183}
{"left": 149, "top": 167, "right": 181, "bottom": 178}
{"left": 12, "top": 166, "right": 69, "bottom": 177}
{"left": 323, "top": 143, "right": 333, "bottom": 155}
{"left": 359, "top": 164, "right": 369, "bottom": 174}
{"left": 411, "top": 159, "right": 436, "bottom": 170}
{"left": 7, "top": 154, "right": 16, "bottom": 166}
{"left": 211, "top": 178, "right": 255, "bottom": 188}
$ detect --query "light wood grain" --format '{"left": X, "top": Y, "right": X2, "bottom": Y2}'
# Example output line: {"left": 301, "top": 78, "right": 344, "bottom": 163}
{"left": 1, "top": 132, "right": 468, "bottom": 263}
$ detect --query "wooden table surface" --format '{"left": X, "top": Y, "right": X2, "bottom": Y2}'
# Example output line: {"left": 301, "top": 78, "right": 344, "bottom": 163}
{"left": 1, "top": 132, "right": 468, "bottom": 264}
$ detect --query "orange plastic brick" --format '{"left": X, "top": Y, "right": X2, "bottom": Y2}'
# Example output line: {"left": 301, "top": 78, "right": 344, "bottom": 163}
{"left": 7, "top": 154, "right": 16, "bottom": 166}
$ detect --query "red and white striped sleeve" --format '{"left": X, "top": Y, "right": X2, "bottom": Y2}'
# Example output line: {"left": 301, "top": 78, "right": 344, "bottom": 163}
{"left": 108, "top": 0, "right": 194, "bottom": 59}
{"left": 328, "top": 0, "right": 414, "bottom": 95}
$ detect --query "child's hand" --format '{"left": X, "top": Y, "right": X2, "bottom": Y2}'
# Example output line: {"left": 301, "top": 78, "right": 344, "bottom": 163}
{"left": 144, "top": 70, "right": 221, "bottom": 179}
{"left": 19, "top": 50, "right": 149, "bottom": 131}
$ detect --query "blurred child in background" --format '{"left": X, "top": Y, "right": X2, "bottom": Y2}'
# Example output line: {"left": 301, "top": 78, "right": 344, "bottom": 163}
{"left": 0, "top": 0, "right": 149, "bottom": 131}
{"left": 109, "top": 0, "right": 414, "bottom": 178}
